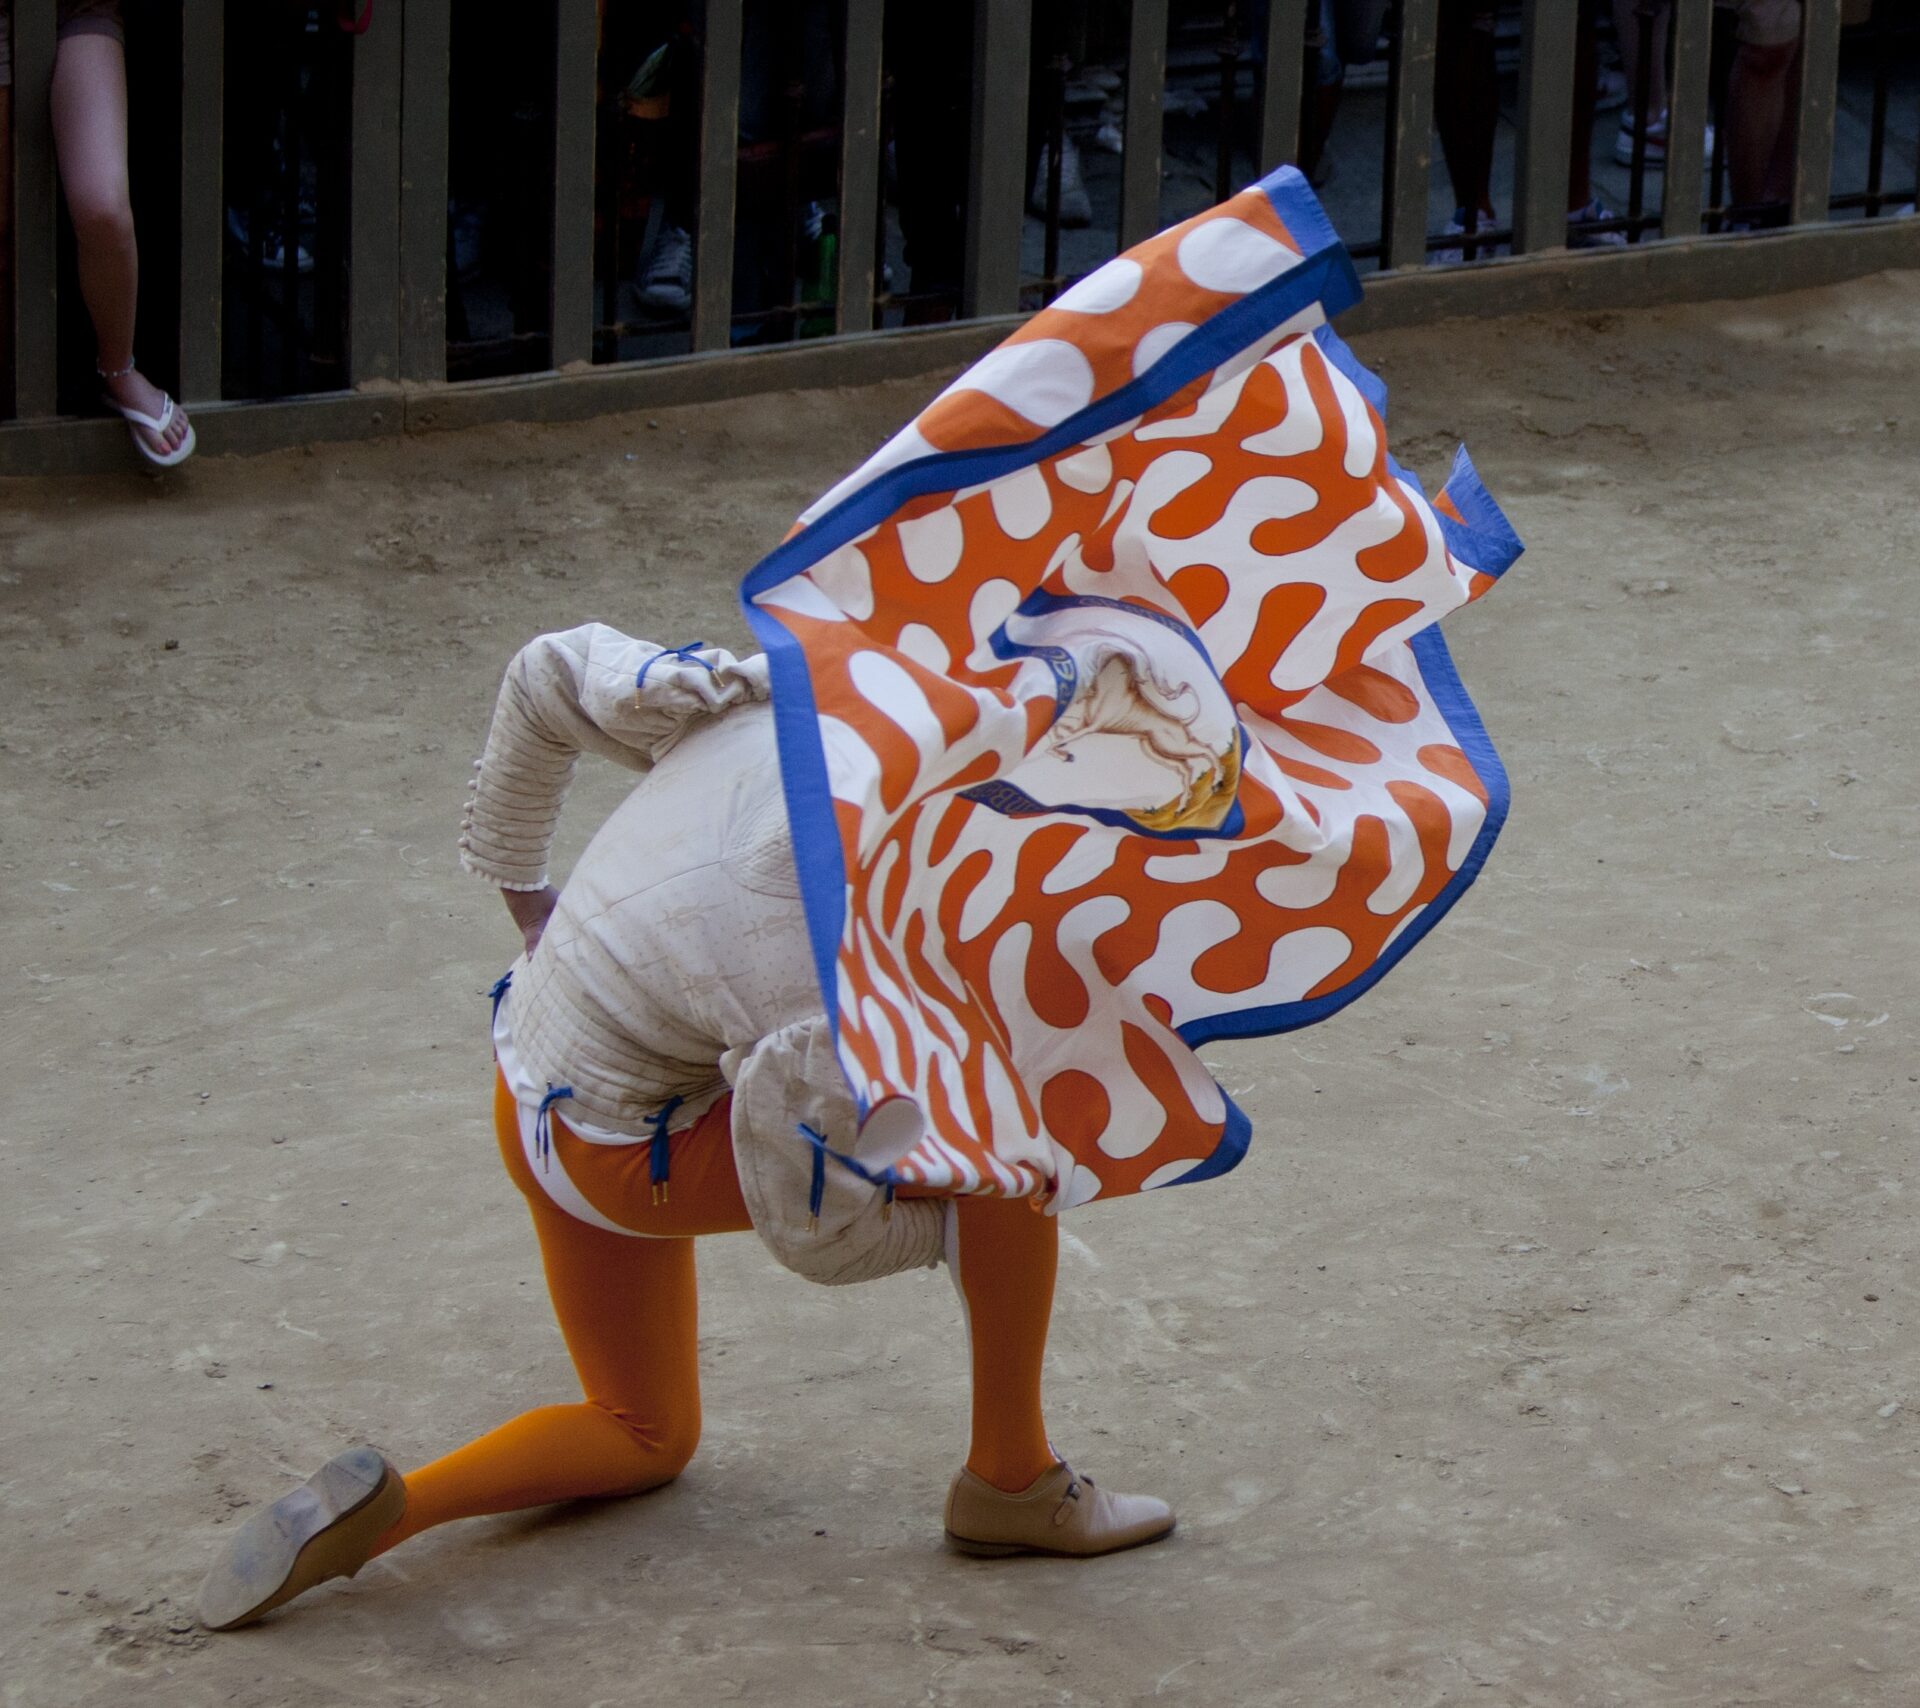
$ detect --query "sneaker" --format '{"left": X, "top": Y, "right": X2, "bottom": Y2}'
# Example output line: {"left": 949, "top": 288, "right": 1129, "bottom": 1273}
{"left": 1568, "top": 198, "right": 1629, "bottom": 249}
{"left": 637, "top": 223, "right": 693, "bottom": 315}
{"left": 1029, "top": 136, "right": 1093, "bottom": 228}
{"left": 1431, "top": 206, "right": 1502, "bottom": 267}
{"left": 1595, "top": 65, "right": 1629, "bottom": 113}
{"left": 258, "top": 230, "right": 315, "bottom": 275}
{"left": 225, "top": 206, "right": 315, "bottom": 275}
{"left": 1614, "top": 111, "right": 1716, "bottom": 170}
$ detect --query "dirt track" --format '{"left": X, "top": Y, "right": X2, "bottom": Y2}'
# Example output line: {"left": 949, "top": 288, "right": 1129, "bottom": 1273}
{"left": 3, "top": 270, "right": 1917, "bottom": 1707}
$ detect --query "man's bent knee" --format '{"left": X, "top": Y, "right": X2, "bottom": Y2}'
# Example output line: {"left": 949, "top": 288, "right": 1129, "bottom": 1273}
{"left": 599, "top": 1400, "right": 701, "bottom": 1486}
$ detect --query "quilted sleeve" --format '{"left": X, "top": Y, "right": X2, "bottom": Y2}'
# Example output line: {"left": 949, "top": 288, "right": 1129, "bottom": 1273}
{"left": 459, "top": 622, "right": 770, "bottom": 890}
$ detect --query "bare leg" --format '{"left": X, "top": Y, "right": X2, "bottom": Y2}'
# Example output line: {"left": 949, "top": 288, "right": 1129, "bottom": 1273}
{"left": 1435, "top": 3, "right": 1500, "bottom": 222}
{"left": 48, "top": 33, "right": 189, "bottom": 454}
{"left": 1611, "top": 0, "right": 1670, "bottom": 130}
{"left": 1724, "top": 38, "right": 1797, "bottom": 213}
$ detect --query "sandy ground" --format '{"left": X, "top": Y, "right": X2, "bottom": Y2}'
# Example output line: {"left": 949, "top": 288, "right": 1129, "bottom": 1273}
{"left": 3, "top": 270, "right": 1917, "bottom": 1708}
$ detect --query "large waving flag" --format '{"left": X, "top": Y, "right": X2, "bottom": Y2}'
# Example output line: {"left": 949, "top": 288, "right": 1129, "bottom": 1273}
{"left": 740, "top": 167, "right": 1523, "bottom": 1210}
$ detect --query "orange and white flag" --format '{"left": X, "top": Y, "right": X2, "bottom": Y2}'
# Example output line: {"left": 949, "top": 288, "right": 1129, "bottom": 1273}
{"left": 742, "top": 168, "right": 1523, "bottom": 1209}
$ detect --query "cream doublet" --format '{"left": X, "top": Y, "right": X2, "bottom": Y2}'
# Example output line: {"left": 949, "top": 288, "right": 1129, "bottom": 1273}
{"left": 460, "top": 623, "right": 818, "bottom": 1134}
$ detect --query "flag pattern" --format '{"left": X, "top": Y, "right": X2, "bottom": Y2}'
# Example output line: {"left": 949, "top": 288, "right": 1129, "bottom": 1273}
{"left": 740, "top": 167, "right": 1523, "bottom": 1209}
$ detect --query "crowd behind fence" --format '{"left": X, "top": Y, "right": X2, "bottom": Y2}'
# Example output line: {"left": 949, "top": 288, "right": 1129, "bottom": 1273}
{"left": 1, "top": 0, "right": 1916, "bottom": 442}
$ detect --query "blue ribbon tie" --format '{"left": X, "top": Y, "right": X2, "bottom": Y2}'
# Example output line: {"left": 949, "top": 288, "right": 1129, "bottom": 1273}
{"left": 635, "top": 641, "right": 717, "bottom": 689}
{"left": 534, "top": 1083, "right": 574, "bottom": 1172}
{"left": 646, "top": 1095, "right": 686, "bottom": 1206}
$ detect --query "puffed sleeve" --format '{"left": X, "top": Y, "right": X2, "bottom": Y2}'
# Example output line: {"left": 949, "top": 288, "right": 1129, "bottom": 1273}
{"left": 728, "top": 1016, "right": 944, "bottom": 1287}
{"left": 459, "top": 622, "right": 771, "bottom": 890}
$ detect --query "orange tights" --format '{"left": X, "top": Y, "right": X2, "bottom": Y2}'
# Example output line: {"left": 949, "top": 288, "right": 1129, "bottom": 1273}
{"left": 373, "top": 1073, "right": 1056, "bottom": 1555}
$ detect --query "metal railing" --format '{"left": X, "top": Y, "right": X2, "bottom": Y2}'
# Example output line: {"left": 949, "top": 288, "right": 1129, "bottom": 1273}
{"left": 2, "top": 0, "right": 1916, "bottom": 470}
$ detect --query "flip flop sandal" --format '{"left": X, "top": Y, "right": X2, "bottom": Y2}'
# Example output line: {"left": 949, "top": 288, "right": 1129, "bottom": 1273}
{"left": 103, "top": 385, "right": 197, "bottom": 470}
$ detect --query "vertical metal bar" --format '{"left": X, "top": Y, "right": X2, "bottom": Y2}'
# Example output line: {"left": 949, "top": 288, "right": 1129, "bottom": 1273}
{"left": 1707, "top": 55, "right": 1729, "bottom": 230}
{"left": 400, "top": 0, "right": 451, "bottom": 381}
{"left": 10, "top": 0, "right": 59, "bottom": 417}
{"left": 348, "top": 1, "right": 403, "bottom": 387}
{"left": 1789, "top": 0, "right": 1841, "bottom": 226}
{"left": 309, "top": 24, "right": 342, "bottom": 385}
{"left": 835, "top": 0, "right": 884, "bottom": 334}
{"left": 279, "top": 39, "right": 301, "bottom": 394}
{"left": 1624, "top": 2, "right": 1656, "bottom": 241}
{"left": 550, "top": 0, "right": 597, "bottom": 368}
{"left": 963, "top": 0, "right": 1031, "bottom": 318}
{"left": 1257, "top": 0, "right": 1310, "bottom": 175}
{"left": 1661, "top": 0, "right": 1712, "bottom": 239}
{"left": 177, "top": 0, "right": 223, "bottom": 404}
{"left": 775, "top": 31, "right": 803, "bottom": 343}
{"left": 1119, "top": 0, "right": 1167, "bottom": 248}
{"left": 1042, "top": 53, "right": 1065, "bottom": 298}
{"left": 1862, "top": 3, "right": 1890, "bottom": 216}
{"left": 1213, "top": 6, "right": 1237, "bottom": 201}
{"left": 1379, "top": 0, "right": 1399, "bottom": 255}
{"left": 693, "top": 0, "right": 742, "bottom": 352}
{"left": 1512, "top": 0, "right": 1575, "bottom": 254}
{"left": 873, "top": 131, "right": 889, "bottom": 316}
{"left": 595, "top": 81, "right": 620, "bottom": 343}
{"left": 1382, "top": 0, "right": 1438, "bottom": 270}
{"left": 246, "top": 121, "right": 265, "bottom": 390}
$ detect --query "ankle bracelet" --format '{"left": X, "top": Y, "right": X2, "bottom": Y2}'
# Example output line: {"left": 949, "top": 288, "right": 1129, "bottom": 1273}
{"left": 97, "top": 357, "right": 137, "bottom": 381}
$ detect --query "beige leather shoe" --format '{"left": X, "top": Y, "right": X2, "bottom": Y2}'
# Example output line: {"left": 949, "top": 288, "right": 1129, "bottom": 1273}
{"left": 943, "top": 1462, "right": 1175, "bottom": 1558}
{"left": 198, "top": 1446, "right": 405, "bottom": 1630}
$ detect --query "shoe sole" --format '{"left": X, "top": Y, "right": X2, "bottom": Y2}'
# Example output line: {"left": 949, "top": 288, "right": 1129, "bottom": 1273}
{"left": 943, "top": 1516, "right": 1175, "bottom": 1560}
{"left": 197, "top": 1446, "right": 405, "bottom": 1631}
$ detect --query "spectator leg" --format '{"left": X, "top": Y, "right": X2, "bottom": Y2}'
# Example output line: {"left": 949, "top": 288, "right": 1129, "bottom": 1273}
{"left": 661, "top": 11, "right": 702, "bottom": 236}
{"left": 1724, "top": 35, "right": 1797, "bottom": 211}
{"left": 49, "top": 33, "right": 137, "bottom": 373}
{"left": 887, "top": 4, "right": 971, "bottom": 319}
{"left": 1612, "top": 0, "right": 1670, "bottom": 126}
{"left": 49, "top": 33, "right": 187, "bottom": 453}
{"left": 1301, "top": 79, "right": 1344, "bottom": 183}
{"left": 1301, "top": 0, "right": 1346, "bottom": 184}
{"left": 1435, "top": 2, "right": 1499, "bottom": 221}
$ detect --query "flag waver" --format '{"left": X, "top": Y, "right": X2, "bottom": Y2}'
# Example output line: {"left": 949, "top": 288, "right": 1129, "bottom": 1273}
{"left": 740, "top": 168, "right": 1523, "bottom": 1210}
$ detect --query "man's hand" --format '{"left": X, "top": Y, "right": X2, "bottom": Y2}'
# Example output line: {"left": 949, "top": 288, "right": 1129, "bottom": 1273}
{"left": 501, "top": 884, "right": 560, "bottom": 957}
